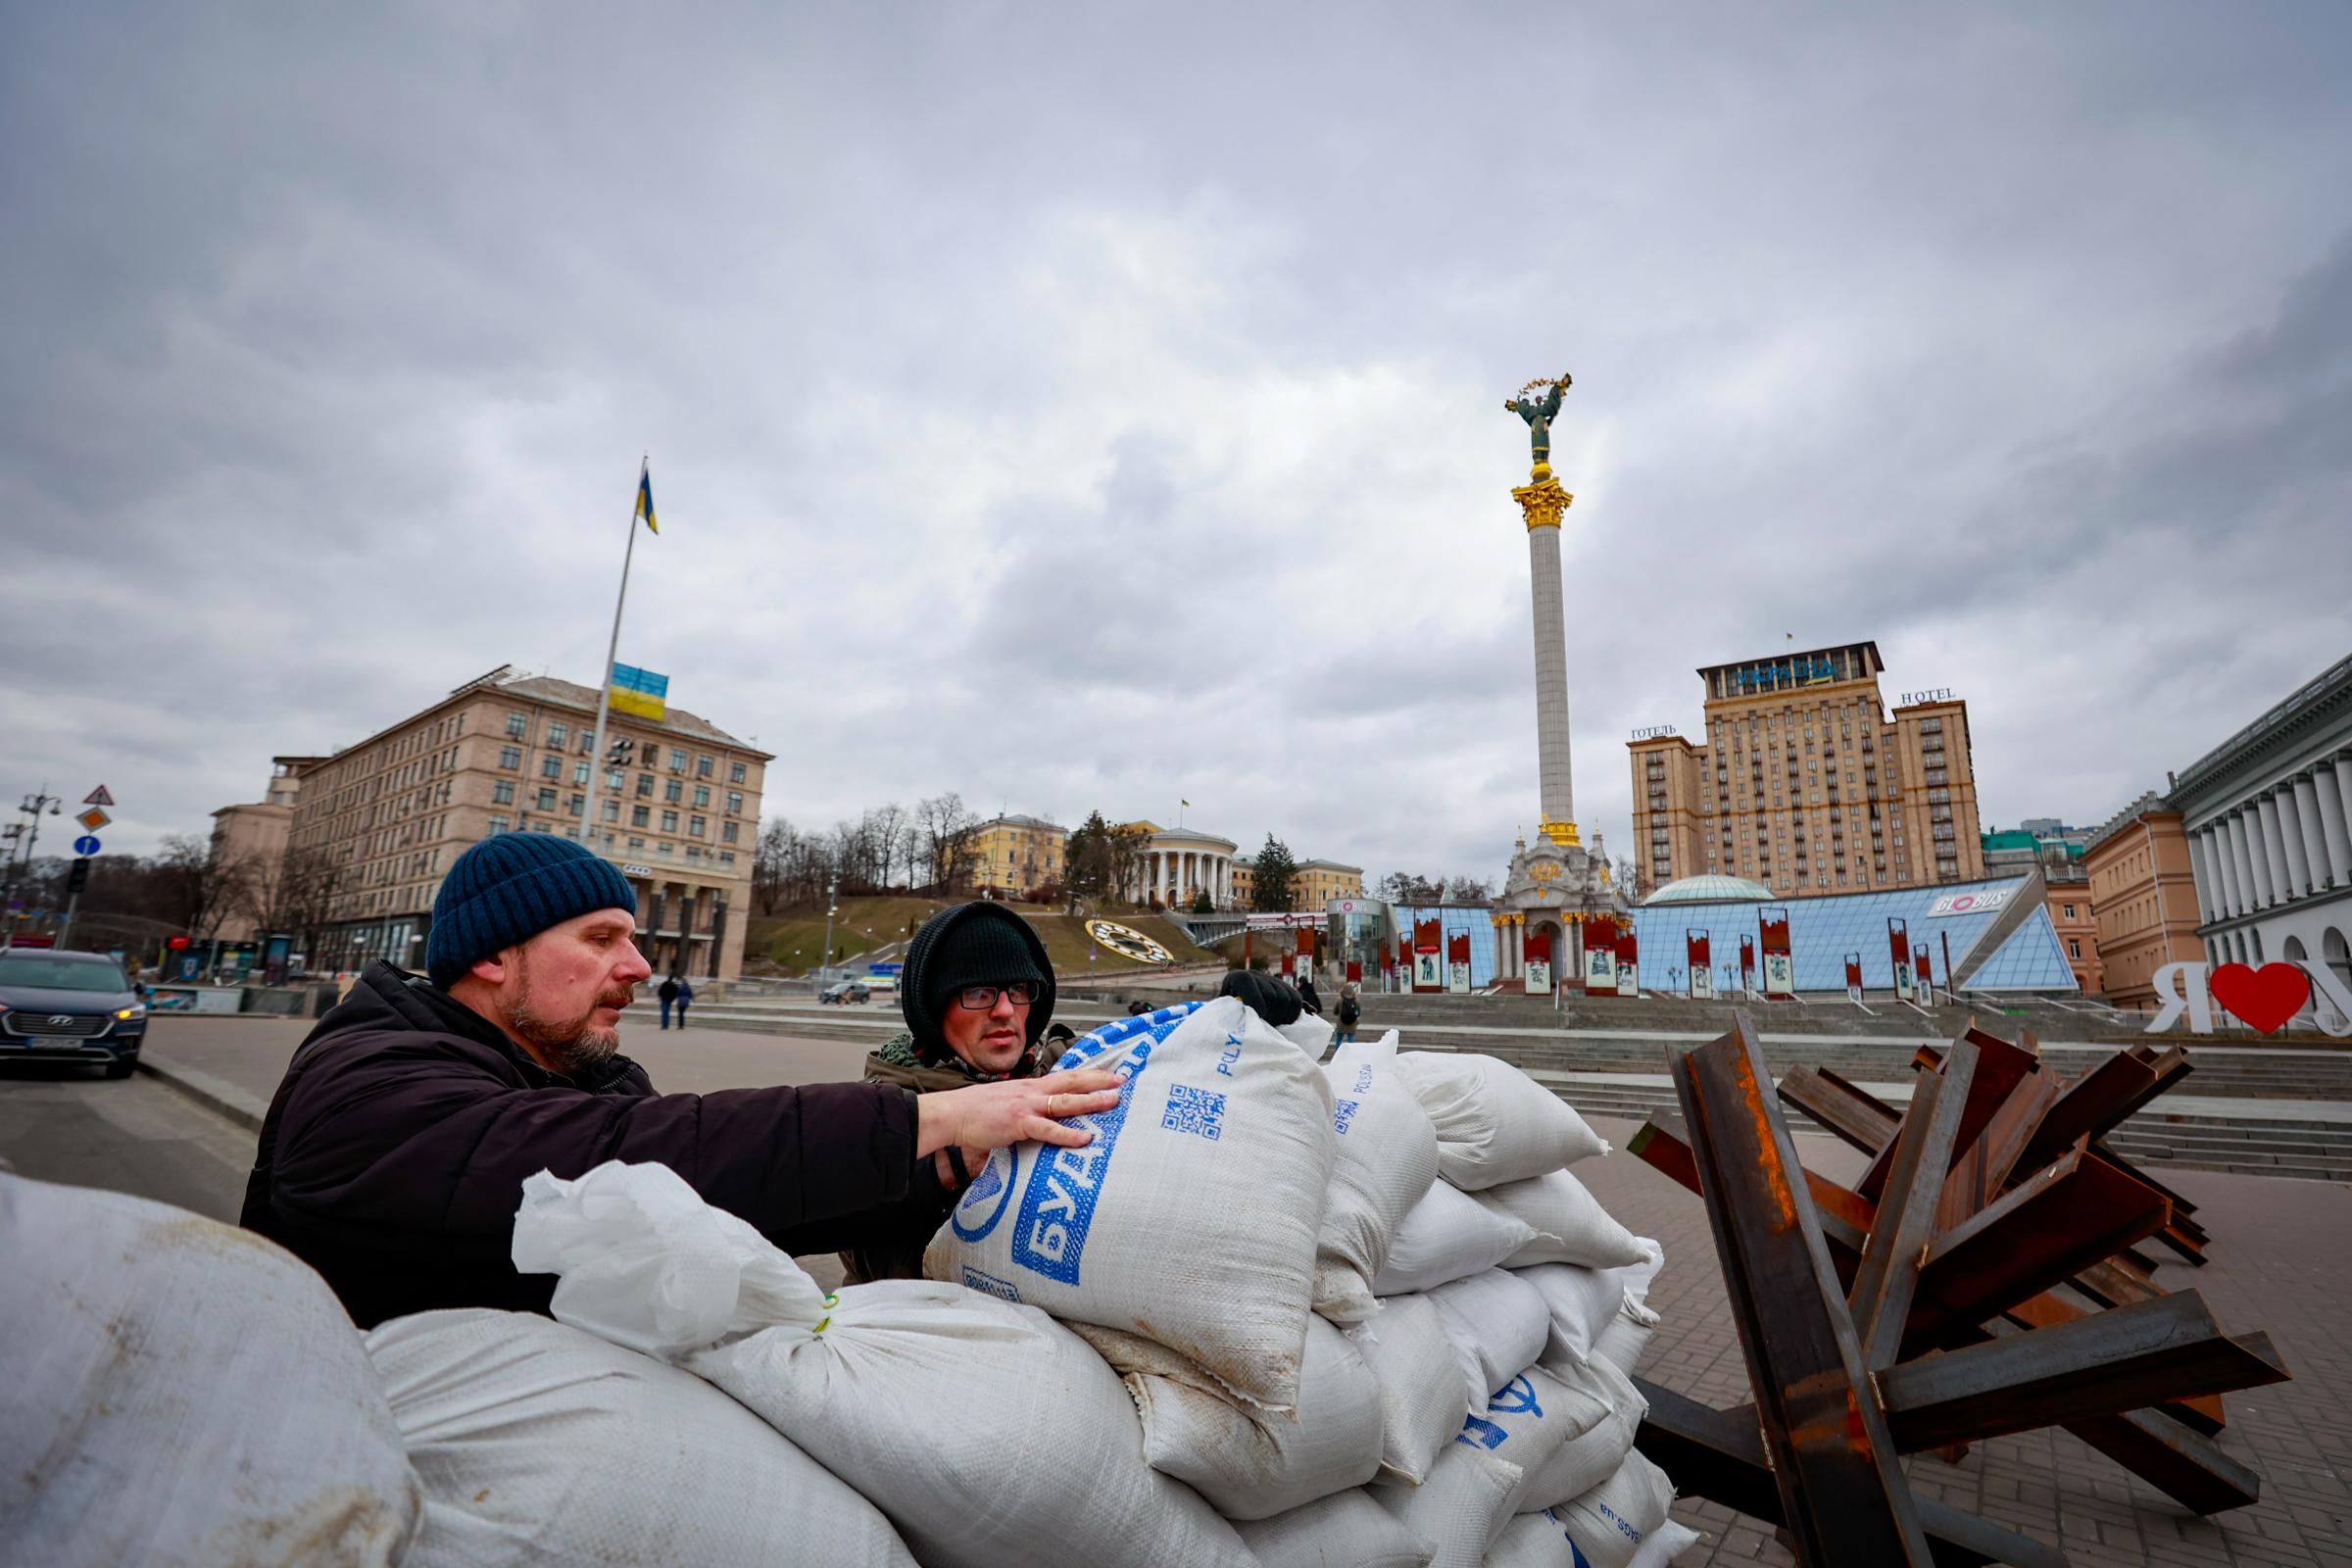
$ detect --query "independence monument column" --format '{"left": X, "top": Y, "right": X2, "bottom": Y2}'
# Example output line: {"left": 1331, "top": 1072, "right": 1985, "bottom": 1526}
{"left": 1506, "top": 373, "right": 1579, "bottom": 848}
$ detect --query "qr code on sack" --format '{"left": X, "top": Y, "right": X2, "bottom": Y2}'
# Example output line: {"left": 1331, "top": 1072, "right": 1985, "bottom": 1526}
{"left": 1332, "top": 1098, "right": 1360, "bottom": 1136}
{"left": 1161, "top": 1083, "right": 1227, "bottom": 1141}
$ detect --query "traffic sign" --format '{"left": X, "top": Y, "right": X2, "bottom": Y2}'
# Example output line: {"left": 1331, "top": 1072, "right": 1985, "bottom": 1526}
{"left": 76, "top": 808, "right": 109, "bottom": 832}
{"left": 83, "top": 785, "right": 115, "bottom": 807}
{"left": 73, "top": 835, "right": 102, "bottom": 856}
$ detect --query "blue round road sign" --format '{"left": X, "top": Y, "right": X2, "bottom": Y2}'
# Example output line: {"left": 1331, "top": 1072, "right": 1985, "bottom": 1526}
{"left": 74, "top": 835, "right": 102, "bottom": 856}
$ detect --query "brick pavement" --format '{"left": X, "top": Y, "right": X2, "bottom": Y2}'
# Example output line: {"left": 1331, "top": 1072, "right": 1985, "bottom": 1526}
{"left": 1574, "top": 1115, "right": 2352, "bottom": 1566}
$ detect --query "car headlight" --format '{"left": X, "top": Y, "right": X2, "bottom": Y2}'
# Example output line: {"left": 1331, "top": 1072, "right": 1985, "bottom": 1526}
{"left": 116, "top": 1004, "right": 148, "bottom": 1021}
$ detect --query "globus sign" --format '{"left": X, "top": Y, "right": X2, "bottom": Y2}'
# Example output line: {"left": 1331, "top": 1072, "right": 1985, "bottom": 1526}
{"left": 2146, "top": 961, "right": 2352, "bottom": 1038}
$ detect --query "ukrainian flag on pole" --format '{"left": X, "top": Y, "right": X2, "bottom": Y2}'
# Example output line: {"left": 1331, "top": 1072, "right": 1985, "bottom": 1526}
{"left": 634, "top": 461, "right": 659, "bottom": 535}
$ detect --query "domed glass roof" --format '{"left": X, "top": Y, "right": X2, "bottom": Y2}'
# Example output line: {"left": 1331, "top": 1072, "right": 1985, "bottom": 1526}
{"left": 1643, "top": 873, "right": 1773, "bottom": 906}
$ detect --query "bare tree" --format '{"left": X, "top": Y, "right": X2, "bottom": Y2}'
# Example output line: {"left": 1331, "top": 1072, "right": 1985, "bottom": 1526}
{"left": 153, "top": 834, "right": 248, "bottom": 939}
{"left": 915, "top": 793, "right": 980, "bottom": 895}
{"left": 1444, "top": 874, "right": 1493, "bottom": 904}
{"left": 754, "top": 818, "right": 793, "bottom": 914}
{"left": 866, "top": 801, "right": 910, "bottom": 891}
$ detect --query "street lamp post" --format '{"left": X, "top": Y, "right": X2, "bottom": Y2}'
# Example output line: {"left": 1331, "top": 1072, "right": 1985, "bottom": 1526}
{"left": 819, "top": 877, "right": 840, "bottom": 984}
{"left": 4, "top": 789, "right": 66, "bottom": 951}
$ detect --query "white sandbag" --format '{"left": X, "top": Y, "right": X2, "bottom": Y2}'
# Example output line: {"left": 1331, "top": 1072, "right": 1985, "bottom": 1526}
{"left": 1355, "top": 1293, "right": 1475, "bottom": 1485}
{"left": 1373, "top": 1440, "right": 1524, "bottom": 1568}
{"left": 1426, "top": 1268, "right": 1551, "bottom": 1413}
{"left": 1068, "top": 1315, "right": 1383, "bottom": 1520}
{"left": 1594, "top": 1294, "right": 1661, "bottom": 1376}
{"left": 1376, "top": 1179, "right": 1537, "bottom": 1296}
{"left": 1280, "top": 1012, "right": 1337, "bottom": 1056}
{"left": 1389, "top": 1051, "right": 1609, "bottom": 1190}
{"left": 513, "top": 1160, "right": 1254, "bottom": 1568}
{"left": 0, "top": 1172, "right": 418, "bottom": 1568}
{"left": 1521, "top": 1262, "right": 1632, "bottom": 1371}
{"left": 930, "top": 994, "right": 1336, "bottom": 1411}
{"left": 1487, "top": 1507, "right": 1701, "bottom": 1568}
{"left": 1482, "top": 1170, "right": 1648, "bottom": 1270}
{"left": 1316, "top": 1033, "right": 1443, "bottom": 1323}
{"left": 1236, "top": 1488, "right": 1435, "bottom": 1568}
{"left": 1518, "top": 1356, "right": 1648, "bottom": 1512}
{"left": 367, "top": 1308, "right": 912, "bottom": 1567}
{"left": 1547, "top": 1449, "right": 1680, "bottom": 1568}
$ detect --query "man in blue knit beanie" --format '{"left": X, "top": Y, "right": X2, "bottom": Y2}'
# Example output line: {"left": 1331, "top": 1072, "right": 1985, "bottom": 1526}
{"left": 242, "top": 831, "right": 1120, "bottom": 1327}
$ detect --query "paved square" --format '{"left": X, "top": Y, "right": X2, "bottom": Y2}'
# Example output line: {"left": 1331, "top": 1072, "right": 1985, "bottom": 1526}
{"left": 1574, "top": 1115, "right": 2352, "bottom": 1566}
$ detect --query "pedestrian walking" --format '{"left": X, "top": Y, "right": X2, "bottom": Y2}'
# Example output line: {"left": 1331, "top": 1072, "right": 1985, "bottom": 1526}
{"left": 657, "top": 973, "right": 678, "bottom": 1029}
{"left": 1334, "top": 981, "right": 1362, "bottom": 1047}
{"left": 673, "top": 974, "right": 693, "bottom": 1029}
{"left": 1297, "top": 970, "right": 1325, "bottom": 1017}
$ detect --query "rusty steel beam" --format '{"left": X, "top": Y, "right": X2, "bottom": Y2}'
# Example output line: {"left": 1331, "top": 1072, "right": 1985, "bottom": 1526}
{"left": 1851, "top": 1039, "right": 1978, "bottom": 1369}
{"left": 1673, "top": 1016, "right": 1935, "bottom": 1564}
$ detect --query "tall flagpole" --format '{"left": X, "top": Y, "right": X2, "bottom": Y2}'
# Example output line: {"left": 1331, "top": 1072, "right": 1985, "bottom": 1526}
{"left": 579, "top": 457, "right": 646, "bottom": 860}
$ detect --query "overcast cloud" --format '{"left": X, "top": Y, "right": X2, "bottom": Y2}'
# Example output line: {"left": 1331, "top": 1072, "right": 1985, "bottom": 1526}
{"left": 4, "top": 2, "right": 2347, "bottom": 880}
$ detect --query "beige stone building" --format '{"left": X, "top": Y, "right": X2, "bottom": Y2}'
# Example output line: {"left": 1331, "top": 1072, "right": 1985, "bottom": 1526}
{"left": 969, "top": 814, "right": 1067, "bottom": 899}
{"left": 206, "top": 760, "right": 306, "bottom": 940}
{"left": 2083, "top": 793, "right": 2204, "bottom": 1013}
{"left": 1229, "top": 856, "right": 1365, "bottom": 910}
{"left": 1628, "top": 641, "right": 1984, "bottom": 901}
{"left": 281, "top": 664, "right": 770, "bottom": 979}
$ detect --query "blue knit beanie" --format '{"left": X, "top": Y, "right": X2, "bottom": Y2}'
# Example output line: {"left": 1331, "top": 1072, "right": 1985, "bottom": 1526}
{"left": 425, "top": 834, "right": 638, "bottom": 988}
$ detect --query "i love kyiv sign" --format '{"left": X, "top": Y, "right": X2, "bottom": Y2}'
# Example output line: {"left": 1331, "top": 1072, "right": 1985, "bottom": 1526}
{"left": 2146, "top": 960, "right": 2352, "bottom": 1038}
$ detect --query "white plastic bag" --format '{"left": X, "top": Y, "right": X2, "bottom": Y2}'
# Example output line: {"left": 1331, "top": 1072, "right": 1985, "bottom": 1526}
{"left": 1235, "top": 1488, "right": 1435, "bottom": 1568}
{"left": 1068, "top": 1315, "right": 1383, "bottom": 1520}
{"left": 1372, "top": 1440, "right": 1524, "bottom": 1568}
{"left": 1521, "top": 1262, "right": 1631, "bottom": 1371}
{"left": 1375, "top": 1179, "right": 1537, "bottom": 1295}
{"left": 1591, "top": 1238, "right": 1666, "bottom": 1375}
{"left": 1480, "top": 1170, "right": 1648, "bottom": 1270}
{"left": 367, "top": 1308, "right": 912, "bottom": 1567}
{"left": 0, "top": 1172, "right": 418, "bottom": 1568}
{"left": 514, "top": 1160, "right": 1254, "bottom": 1568}
{"left": 1316, "top": 1032, "right": 1442, "bottom": 1323}
{"left": 1280, "top": 1012, "right": 1337, "bottom": 1056}
{"left": 1389, "top": 1052, "right": 1608, "bottom": 1190}
{"left": 1426, "top": 1268, "right": 1550, "bottom": 1413}
{"left": 929, "top": 995, "right": 1336, "bottom": 1411}
{"left": 1354, "top": 1293, "right": 1474, "bottom": 1485}
{"left": 1547, "top": 1449, "right": 1681, "bottom": 1568}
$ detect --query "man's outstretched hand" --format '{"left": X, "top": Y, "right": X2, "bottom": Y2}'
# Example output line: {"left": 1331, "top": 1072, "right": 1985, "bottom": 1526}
{"left": 914, "top": 1068, "right": 1125, "bottom": 1168}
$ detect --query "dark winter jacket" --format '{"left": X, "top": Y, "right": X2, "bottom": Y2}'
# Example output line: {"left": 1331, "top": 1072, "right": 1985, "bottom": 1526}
{"left": 239, "top": 961, "right": 945, "bottom": 1328}
{"left": 658, "top": 977, "right": 680, "bottom": 1004}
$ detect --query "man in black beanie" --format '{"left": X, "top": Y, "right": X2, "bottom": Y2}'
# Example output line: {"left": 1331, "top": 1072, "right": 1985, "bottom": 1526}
{"left": 241, "top": 835, "right": 1118, "bottom": 1326}
{"left": 846, "top": 901, "right": 1061, "bottom": 1281}
{"left": 1218, "top": 965, "right": 1303, "bottom": 1028}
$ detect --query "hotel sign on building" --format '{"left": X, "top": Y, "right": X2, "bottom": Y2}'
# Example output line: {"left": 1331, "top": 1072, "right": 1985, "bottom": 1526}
{"left": 1628, "top": 640, "right": 1985, "bottom": 902}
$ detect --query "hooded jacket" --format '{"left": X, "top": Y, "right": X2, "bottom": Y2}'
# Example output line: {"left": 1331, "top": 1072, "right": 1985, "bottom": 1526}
{"left": 240, "top": 961, "right": 944, "bottom": 1328}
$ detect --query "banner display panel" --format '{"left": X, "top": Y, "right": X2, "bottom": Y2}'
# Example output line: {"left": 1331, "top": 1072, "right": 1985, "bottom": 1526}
{"left": 1615, "top": 927, "right": 1640, "bottom": 997}
{"left": 1888, "top": 917, "right": 1913, "bottom": 1003}
{"left": 1739, "top": 936, "right": 1756, "bottom": 995}
{"left": 1525, "top": 927, "right": 1553, "bottom": 997}
{"left": 1584, "top": 924, "right": 1617, "bottom": 991}
{"left": 1759, "top": 907, "right": 1794, "bottom": 1000}
{"left": 1687, "top": 932, "right": 1712, "bottom": 999}
{"left": 1446, "top": 933, "right": 1472, "bottom": 994}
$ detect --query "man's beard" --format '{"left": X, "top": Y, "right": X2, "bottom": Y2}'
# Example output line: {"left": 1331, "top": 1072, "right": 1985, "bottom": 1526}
{"left": 505, "top": 952, "right": 630, "bottom": 1077}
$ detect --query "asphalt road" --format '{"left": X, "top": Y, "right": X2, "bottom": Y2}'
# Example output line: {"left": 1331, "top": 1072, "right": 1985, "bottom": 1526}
{"left": 0, "top": 1059, "right": 254, "bottom": 1221}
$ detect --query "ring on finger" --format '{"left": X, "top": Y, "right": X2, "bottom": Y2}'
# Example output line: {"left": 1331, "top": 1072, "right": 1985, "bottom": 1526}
{"left": 1046, "top": 1093, "right": 1065, "bottom": 1116}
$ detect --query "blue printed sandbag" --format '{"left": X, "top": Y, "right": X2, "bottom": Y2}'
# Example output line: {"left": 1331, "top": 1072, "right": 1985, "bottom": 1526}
{"left": 927, "top": 994, "right": 1337, "bottom": 1412}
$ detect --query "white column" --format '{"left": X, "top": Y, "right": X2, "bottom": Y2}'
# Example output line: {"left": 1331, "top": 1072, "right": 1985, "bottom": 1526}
{"left": 2231, "top": 811, "right": 2267, "bottom": 910}
{"left": 2187, "top": 830, "right": 2218, "bottom": 923}
{"left": 2278, "top": 784, "right": 2314, "bottom": 900}
{"left": 2312, "top": 762, "right": 2352, "bottom": 888}
{"left": 2206, "top": 826, "right": 2239, "bottom": 920}
{"left": 2256, "top": 795, "right": 2290, "bottom": 906}
{"left": 2292, "top": 774, "right": 2329, "bottom": 891}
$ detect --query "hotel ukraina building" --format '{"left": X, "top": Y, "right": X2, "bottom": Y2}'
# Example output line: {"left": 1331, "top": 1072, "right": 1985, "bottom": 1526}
{"left": 281, "top": 664, "right": 770, "bottom": 979}
{"left": 1628, "top": 641, "right": 1984, "bottom": 900}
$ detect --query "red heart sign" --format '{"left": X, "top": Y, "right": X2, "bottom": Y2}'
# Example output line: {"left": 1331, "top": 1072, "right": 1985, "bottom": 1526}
{"left": 2209, "top": 962, "right": 2311, "bottom": 1034}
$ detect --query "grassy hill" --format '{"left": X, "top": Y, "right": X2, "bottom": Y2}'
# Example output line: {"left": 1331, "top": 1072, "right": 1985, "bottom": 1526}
{"left": 746, "top": 897, "right": 1218, "bottom": 977}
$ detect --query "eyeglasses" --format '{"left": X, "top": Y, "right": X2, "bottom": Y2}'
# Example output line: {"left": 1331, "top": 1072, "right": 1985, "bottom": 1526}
{"left": 953, "top": 980, "right": 1042, "bottom": 1010}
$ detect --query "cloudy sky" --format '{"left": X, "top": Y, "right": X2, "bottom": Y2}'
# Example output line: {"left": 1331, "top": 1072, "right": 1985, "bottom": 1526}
{"left": 5, "top": 3, "right": 2347, "bottom": 883}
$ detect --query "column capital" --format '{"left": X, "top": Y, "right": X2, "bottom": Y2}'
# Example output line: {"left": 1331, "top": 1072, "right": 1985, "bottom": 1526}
{"left": 1511, "top": 474, "right": 1574, "bottom": 531}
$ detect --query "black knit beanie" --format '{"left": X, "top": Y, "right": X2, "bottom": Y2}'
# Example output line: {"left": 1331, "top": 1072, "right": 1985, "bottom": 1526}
{"left": 1218, "top": 967, "right": 1302, "bottom": 1027}
{"left": 425, "top": 834, "right": 637, "bottom": 988}
{"left": 901, "top": 903, "right": 1055, "bottom": 1052}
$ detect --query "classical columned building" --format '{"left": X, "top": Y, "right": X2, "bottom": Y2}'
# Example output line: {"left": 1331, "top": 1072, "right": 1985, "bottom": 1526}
{"left": 1117, "top": 821, "right": 1240, "bottom": 909}
{"left": 2168, "top": 653, "right": 2352, "bottom": 987}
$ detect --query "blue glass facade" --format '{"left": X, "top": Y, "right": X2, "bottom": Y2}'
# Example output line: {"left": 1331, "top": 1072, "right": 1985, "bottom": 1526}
{"left": 1398, "top": 906, "right": 1501, "bottom": 988}
{"left": 1629, "top": 876, "right": 2079, "bottom": 994}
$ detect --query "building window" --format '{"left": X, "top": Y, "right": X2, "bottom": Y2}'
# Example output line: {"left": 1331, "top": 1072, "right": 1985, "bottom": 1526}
{"left": 719, "top": 851, "right": 736, "bottom": 865}
{"left": 500, "top": 746, "right": 521, "bottom": 770}
{"left": 722, "top": 820, "right": 740, "bottom": 844}
{"left": 664, "top": 779, "right": 683, "bottom": 803}
{"left": 727, "top": 791, "right": 744, "bottom": 815}
{"left": 537, "top": 788, "right": 558, "bottom": 810}
{"left": 694, "top": 785, "right": 710, "bottom": 808}
{"left": 541, "top": 756, "right": 562, "bottom": 779}
{"left": 670, "top": 751, "right": 687, "bottom": 774}
{"left": 697, "top": 755, "right": 713, "bottom": 778}
{"left": 603, "top": 799, "right": 619, "bottom": 821}
{"left": 632, "top": 805, "right": 651, "bottom": 827}
{"left": 493, "top": 780, "right": 515, "bottom": 805}
{"left": 567, "top": 793, "right": 584, "bottom": 816}
{"left": 690, "top": 815, "right": 707, "bottom": 838}
{"left": 2063, "top": 904, "right": 2077, "bottom": 920}
{"left": 659, "top": 842, "right": 675, "bottom": 857}
{"left": 662, "top": 809, "right": 680, "bottom": 832}
{"left": 574, "top": 761, "right": 590, "bottom": 785}
{"left": 730, "top": 760, "right": 748, "bottom": 784}
{"left": 548, "top": 722, "right": 567, "bottom": 747}
{"left": 487, "top": 814, "right": 510, "bottom": 834}
{"left": 507, "top": 712, "right": 528, "bottom": 739}
{"left": 2069, "top": 939, "right": 2082, "bottom": 958}
{"left": 636, "top": 774, "right": 655, "bottom": 798}
{"left": 628, "top": 836, "right": 646, "bottom": 850}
